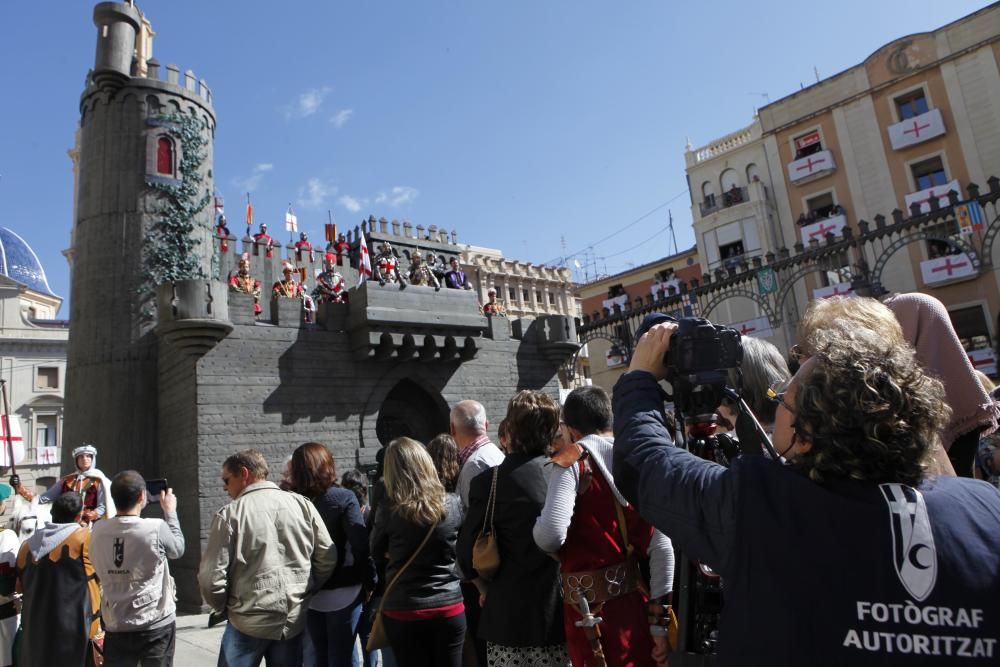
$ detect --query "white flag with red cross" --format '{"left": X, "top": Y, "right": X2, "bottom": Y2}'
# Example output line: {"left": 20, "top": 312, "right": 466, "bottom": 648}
{"left": 0, "top": 415, "right": 25, "bottom": 467}
{"left": 813, "top": 282, "right": 854, "bottom": 300}
{"left": 920, "top": 254, "right": 976, "bottom": 286}
{"left": 731, "top": 316, "right": 773, "bottom": 339}
{"left": 285, "top": 206, "right": 298, "bottom": 233}
{"left": 358, "top": 231, "right": 372, "bottom": 286}
{"left": 968, "top": 348, "right": 997, "bottom": 376}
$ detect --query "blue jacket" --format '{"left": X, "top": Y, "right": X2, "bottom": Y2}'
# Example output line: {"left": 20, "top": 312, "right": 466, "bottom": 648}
{"left": 613, "top": 370, "right": 1000, "bottom": 665}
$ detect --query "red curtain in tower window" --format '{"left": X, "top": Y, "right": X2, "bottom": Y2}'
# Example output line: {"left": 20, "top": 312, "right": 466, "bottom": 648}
{"left": 157, "top": 136, "right": 174, "bottom": 174}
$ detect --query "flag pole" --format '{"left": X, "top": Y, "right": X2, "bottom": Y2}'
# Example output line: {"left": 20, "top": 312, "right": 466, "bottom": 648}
{"left": 0, "top": 380, "right": 16, "bottom": 478}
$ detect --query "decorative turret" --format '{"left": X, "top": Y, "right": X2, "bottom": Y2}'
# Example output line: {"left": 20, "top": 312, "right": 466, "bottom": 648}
{"left": 91, "top": 2, "right": 141, "bottom": 91}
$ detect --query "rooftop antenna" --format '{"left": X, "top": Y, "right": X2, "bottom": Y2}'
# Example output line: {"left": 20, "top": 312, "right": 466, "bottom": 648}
{"left": 560, "top": 235, "right": 568, "bottom": 267}
{"left": 667, "top": 210, "right": 678, "bottom": 256}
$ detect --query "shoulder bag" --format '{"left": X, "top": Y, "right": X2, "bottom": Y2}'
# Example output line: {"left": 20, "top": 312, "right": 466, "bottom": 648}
{"left": 366, "top": 519, "right": 439, "bottom": 652}
{"left": 472, "top": 466, "right": 501, "bottom": 580}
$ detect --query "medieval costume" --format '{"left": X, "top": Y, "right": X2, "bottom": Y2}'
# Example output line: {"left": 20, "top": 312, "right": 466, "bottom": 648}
{"left": 20, "top": 445, "right": 116, "bottom": 525}
{"left": 253, "top": 223, "right": 275, "bottom": 258}
{"left": 408, "top": 252, "right": 440, "bottom": 289}
{"left": 273, "top": 262, "right": 306, "bottom": 300}
{"left": 16, "top": 518, "right": 102, "bottom": 666}
{"left": 373, "top": 242, "right": 406, "bottom": 287}
{"left": 333, "top": 234, "right": 351, "bottom": 266}
{"left": 295, "top": 232, "right": 314, "bottom": 262}
{"left": 426, "top": 253, "right": 447, "bottom": 286}
{"left": 313, "top": 254, "right": 348, "bottom": 304}
{"left": 216, "top": 215, "right": 232, "bottom": 253}
{"left": 228, "top": 253, "right": 262, "bottom": 315}
{"left": 482, "top": 289, "right": 507, "bottom": 317}
{"left": 0, "top": 485, "right": 18, "bottom": 667}
{"left": 541, "top": 437, "right": 675, "bottom": 667}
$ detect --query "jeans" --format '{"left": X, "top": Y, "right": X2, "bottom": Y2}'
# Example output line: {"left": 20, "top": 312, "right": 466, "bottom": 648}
{"left": 103, "top": 623, "right": 176, "bottom": 667}
{"left": 357, "top": 598, "right": 386, "bottom": 667}
{"left": 383, "top": 614, "right": 465, "bottom": 667}
{"left": 304, "top": 597, "right": 363, "bottom": 667}
{"left": 217, "top": 624, "right": 303, "bottom": 667}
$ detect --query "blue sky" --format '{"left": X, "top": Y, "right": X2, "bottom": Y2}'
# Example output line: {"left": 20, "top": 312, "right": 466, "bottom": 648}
{"left": 0, "top": 0, "right": 990, "bottom": 314}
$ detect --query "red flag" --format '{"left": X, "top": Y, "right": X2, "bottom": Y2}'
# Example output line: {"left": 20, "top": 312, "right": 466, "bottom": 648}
{"left": 246, "top": 194, "right": 253, "bottom": 230}
{"left": 358, "top": 231, "right": 372, "bottom": 286}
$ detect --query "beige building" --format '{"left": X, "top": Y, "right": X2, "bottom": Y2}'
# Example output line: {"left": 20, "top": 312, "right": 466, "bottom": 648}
{"left": 461, "top": 244, "right": 577, "bottom": 320}
{"left": 683, "top": 4, "right": 1000, "bottom": 373}
{"left": 576, "top": 247, "right": 701, "bottom": 391}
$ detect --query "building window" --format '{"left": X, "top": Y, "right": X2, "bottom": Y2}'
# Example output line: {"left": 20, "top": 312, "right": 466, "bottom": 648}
{"left": 522, "top": 289, "right": 529, "bottom": 303}
{"left": 719, "top": 240, "right": 745, "bottom": 263}
{"left": 535, "top": 290, "right": 542, "bottom": 304}
{"left": 794, "top": 130, "right": 823, "bottom": 158}
{"left": 925, "top": 220, "right": 961, "bottom": 259}
{"left": 34, "top": 415, "right": 57, "bottom": 450}
{"left": 911, "top": 156, "right": 947, "bottom": 191}
{"left": 156, "top": 136, "right": 175, "bottom": 175}
{"left": 36, "top": 367, "right": 58, "bottom": 390}
{"left": 548, "top": 293, "right": 556, "bottom": 305}
{"left": 806, "top": 192, "right": 836, "bottom": 218}
{"left": 949, "top": 305, "right": 991, "bottom": 352}
{"left": 895, "top": 90, "right": 929, "bottom": 121}
{"left": 507, "top": 287, "right": 516, "bottom": 301}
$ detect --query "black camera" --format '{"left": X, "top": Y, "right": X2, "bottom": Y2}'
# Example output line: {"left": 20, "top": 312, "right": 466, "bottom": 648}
{"left": 636, "top": 314, "right": 743, "bottom": 418}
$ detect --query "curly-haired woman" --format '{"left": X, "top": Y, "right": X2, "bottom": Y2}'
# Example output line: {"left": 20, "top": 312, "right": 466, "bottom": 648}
{"left": 370, "top": 438, "right": 465, "bottom": 667}
{"left": 615, "top": 314, "right": 1000, "bottom": 664}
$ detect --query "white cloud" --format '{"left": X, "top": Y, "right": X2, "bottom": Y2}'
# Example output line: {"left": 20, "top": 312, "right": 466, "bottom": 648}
{"left": 338, "top": 195, "right": 363, "bottom": 213}
{"left": 298, "top": 178, "right": 337, "bottom": 209}
{"left": 286, "top": 86, "right": 332, "bottom": 119}
{"left": 233, "top": 163, "right": 274, "bottom": 192}
{"left": 330, "top": 109, "right": 353, "bottom": 128}
{"left": 374, "top": 186, "right": 419, "bottom": 207}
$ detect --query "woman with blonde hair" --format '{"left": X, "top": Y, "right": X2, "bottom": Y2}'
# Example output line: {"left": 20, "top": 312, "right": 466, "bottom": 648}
{"left": 370, "top": 437, "right": 465, "bottom": 667}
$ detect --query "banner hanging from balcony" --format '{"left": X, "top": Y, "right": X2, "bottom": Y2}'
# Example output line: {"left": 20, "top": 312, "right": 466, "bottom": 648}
{"left": 788, "top": 150, "right": 835, "bottom": 183}
{"left": 920, "top": 253, "right": 976, "bottom": 286}
{"left": 800, "top": 214, "right": 847, "bottom": 244}
{"left": 904, "top": 179, "right": 960, "bottom": 214}
{"left": 955, "top": 201, "right": 984, "bottom": 235}
{"left": 968, "top": 348, "right": 997, "bottom": 376}
{"left": 732, "top": 316, "right": 774, "bottom": 339}
{"left": 813, "top": 281, "right": 854, "bottom": 300}
{"left": 888, "top": 108, "right": 945, "bottom": 150}
{"left": 756, "top": 267, "right": 778, "bottom": 295}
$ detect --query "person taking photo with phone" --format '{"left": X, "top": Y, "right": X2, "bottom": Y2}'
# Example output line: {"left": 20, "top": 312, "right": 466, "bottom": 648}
{"left": 91, "top": 470, "right": 185, "bottom": 666}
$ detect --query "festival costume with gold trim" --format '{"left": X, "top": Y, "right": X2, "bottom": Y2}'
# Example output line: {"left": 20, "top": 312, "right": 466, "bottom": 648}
{"left": 229, "top": 271, "right": 262, "bottom": 315}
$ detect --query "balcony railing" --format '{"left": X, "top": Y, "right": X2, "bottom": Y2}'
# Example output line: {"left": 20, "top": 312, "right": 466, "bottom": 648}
{"left": 699, "top": 186, "right": 749, "bottom": 216}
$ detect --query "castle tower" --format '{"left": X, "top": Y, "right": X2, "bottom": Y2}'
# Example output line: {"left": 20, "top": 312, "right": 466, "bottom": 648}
{"left": 64, "top": 2, "right": 216, "bottom": 474}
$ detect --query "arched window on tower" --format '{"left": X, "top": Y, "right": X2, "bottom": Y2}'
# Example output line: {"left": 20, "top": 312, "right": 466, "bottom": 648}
{"left": 156, "top": 136, "right": 175, "bottom": 175}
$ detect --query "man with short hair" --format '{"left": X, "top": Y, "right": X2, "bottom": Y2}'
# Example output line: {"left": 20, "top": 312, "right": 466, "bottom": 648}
{"left": 199, "top": 449, "right": 336, "bottom": 666}
{"left": 91, "top": 471, "right": 185, "bottom": 666}
{"left": 535, "top": 386, "right": 675, "bottom": 666}
{"left": 451, "top": 400, "right": 503, "bottom": 667}
{"left": 452, "top": 400, "right": 504, "bottom": 509}
{"left": 16, "top": 493, "right": 102, "bottom": 666}
{"left": 614, "top": 317, "right": 1000, "bottom": 664}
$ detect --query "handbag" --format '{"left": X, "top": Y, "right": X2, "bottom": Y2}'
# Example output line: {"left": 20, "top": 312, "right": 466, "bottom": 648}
{"left": 472, "top": 466, "right": 501, "bottom": 580}
{"left": 366, "top": 520, "right": 439, "bottom": 652}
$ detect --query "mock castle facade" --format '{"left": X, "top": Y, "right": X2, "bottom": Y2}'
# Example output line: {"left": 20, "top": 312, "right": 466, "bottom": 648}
{"left": 65, "top": 2, "right": 578, "bottom": 609}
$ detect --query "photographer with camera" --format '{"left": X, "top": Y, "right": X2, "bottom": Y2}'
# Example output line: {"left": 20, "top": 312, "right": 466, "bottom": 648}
{"left": 613, "top": 317, "right": 1000, "bottom": 664}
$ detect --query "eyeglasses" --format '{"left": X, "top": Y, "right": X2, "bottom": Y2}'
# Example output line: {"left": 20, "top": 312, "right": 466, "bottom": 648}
{"left": 766, "top": 379, "right": 796, "bottom": 414}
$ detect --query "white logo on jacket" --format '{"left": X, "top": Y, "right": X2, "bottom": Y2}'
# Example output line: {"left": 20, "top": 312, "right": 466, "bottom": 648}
{"left": 880, "top": 483, "right": 937, "bottom": 601}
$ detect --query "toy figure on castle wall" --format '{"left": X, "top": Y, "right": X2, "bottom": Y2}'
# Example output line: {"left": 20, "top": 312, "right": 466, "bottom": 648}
{"left": 482, "top": 287, "right": 507, "bottom": 317}
{"left": 333, "top": 233, "right": 351, "bottom": 267}
{"left": 273, "top": 261, "right": 306, "bottom": 299}
{"left": 426, "top": 253, "right": 447, "bottom": 285}
{"left": 295, "top": 231, "right": 314, "bottom": 262}
{"left": 216, "top": 215, "right": 232, "bottom": 253}
{"left": 373, "top": 241, "right": 407, "bottom": 287}
{"left": 253, "top": 223, "right": 275, "bottom": 258}
{"left": 444, "top": 257, "right": 473, "bottom": 290}
{"left": 408, "top": 251, "right": 441, "bottom": 290}
{"left": 11, "top": 444, "right": 116, "bottom": 526}
{"left": 229, "top": 253, "right": 262, "bottom": 315}
{"left": 313, "top": 253, "right": 349, "bottom": 304}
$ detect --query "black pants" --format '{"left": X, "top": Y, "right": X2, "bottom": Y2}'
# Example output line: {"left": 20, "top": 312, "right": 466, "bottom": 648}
{"left": 383, "top": 614, "right": 465, "bottom": 667}
{"left": 103, "top": 623, "right": 176, "bottom": 667}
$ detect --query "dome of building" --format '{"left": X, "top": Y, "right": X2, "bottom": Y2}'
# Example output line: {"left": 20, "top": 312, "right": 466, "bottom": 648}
{"left": 0, "top": 228, "right": 56, "bottom": 297}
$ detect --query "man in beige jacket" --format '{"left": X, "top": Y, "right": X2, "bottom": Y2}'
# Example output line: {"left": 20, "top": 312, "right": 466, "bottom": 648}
{"left": 198, "top": 449, "right": 336, "bottom": 666}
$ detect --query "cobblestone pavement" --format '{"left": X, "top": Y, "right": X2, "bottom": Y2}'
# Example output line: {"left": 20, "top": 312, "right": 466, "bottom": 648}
{"left": 174, "top": 613, "right": 225, "bottom": 665}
